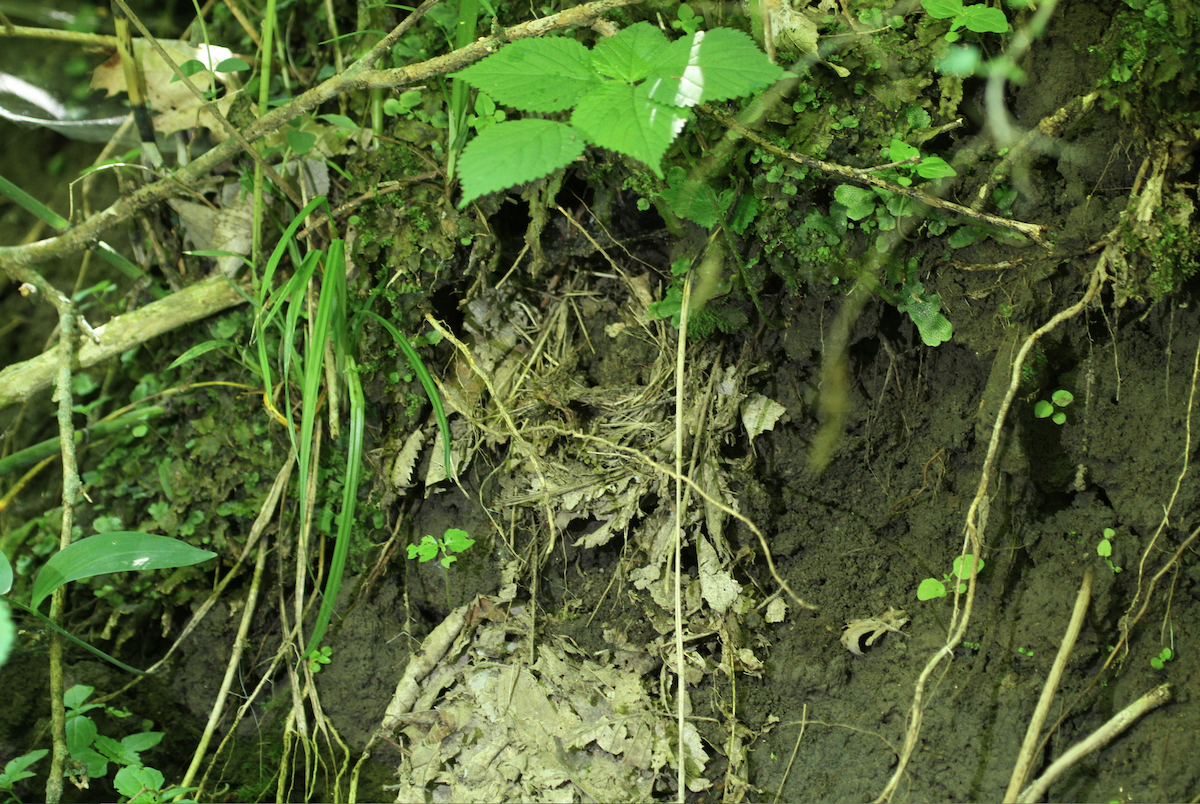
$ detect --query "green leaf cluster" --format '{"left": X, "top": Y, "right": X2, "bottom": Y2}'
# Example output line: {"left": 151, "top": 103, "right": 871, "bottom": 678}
{"left": 407, "top": 528, "right": 476, "bottom": 568}
{"left": 0, "top": 748, "right": 47, "bottom": 801}
{"left": 917, "top": 554, "right": 984, "bottom": 600}
{"left": 1033, "top": 389, "right": 1073, "bottom": 425}
{"left": 1096, "top": 527, "right": 1122, "bottom": 573}
{"left": 921, "top": 0, "right": 1009, "bottom": 42}
{"left": 62, "top": 685, "right": 198, "bottom": 802}
{"left": 1150, "top": 647, "right": 1174, "bottom": 670}
{"left": 452, "top": 23, "right": 782, "bottom": 205}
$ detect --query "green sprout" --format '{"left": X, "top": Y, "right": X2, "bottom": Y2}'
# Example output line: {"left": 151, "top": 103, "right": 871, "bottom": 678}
{"left": 1034, "top": 389, "right": 1074, "bottom": 425}
{"left": 407, "top": 528, "right": 476, "bottom": 568}
{"left": 1096, "top": 527, "right": 1122, "bottom": 573}
{"left": 921, "top": 0, "right": 1010, "bottom": 42}
{"left": 1017, "top": 646, "right": 1034, "bottom": 658}
{"left": 1150, "top": 647, "right": 1174, "bottom": 670}
{"left": 917, "top": 554, "right": 985, "bottom": 600}
{"left": 305, "top": 645, "right": 333, "bottom": 674}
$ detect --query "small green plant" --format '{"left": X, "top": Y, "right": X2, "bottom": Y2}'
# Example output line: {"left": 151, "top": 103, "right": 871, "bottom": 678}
{"left": 305, "top": 645, "right": 333, "bottom": 674}
{"left": 0, "top": 748, "right": 48, "bottom": 803}
{"left": 898, "top": 281, "right": 954, "bottom": 347}
{"left": 1034, "top": 389, "right": 1074, "bottom": 424}
{"left": 407, "top": 528, "right": 476, "bottom": 568}
{"left": 1096, "top": 527, "right": 1122, "bottom": 573}
{"left": 921, "top": 0, "right": 1010, "bottom": 42}
{"left": 917, "top": 554, "right": 985, "bottom": 600}
{"left": 1017, "top": 646, "right": 1034, "bottom": 658}
{"left": 62, "top": 685, "right": 197, "bottom": 802}
{"left": 451, "top": 22, "right": 782, "bottom": 205}
{"left": 1150, "top": 647, "right": 1174, "bottom": 670}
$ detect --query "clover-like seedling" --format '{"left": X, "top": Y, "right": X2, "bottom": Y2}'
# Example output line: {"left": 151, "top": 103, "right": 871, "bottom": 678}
{"left": 917, "top": 554, "right": 985, "bottom": 600}
{"left": 1034, "top": 389, "right": 1074, "bottom": 425}
{"left": 306, "top": 645, "right": 333, "bottom": 674}
{"left": 1150, "top": 647, "right": 1174, "bottom": 670}
{"left": 1096, "top": 527, "right": 1122, "bottom": 573}
{"left": 407, "top": 528, "right": 476, "bottom": 568}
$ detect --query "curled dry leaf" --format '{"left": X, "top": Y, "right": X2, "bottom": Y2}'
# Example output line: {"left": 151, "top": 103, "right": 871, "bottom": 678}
{"left": 841, "top": 608, "right": 909, "bottom": 657}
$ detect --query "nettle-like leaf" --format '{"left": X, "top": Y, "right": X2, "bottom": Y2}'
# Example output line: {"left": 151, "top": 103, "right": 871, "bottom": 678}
{"left": 571, "top": 82, "right": 689, "bottom": 177}
{"left": 645, "top": 28, "right": 782, "bottom": 107}
{"left": 453, "top": 37, "right": 600, "bottom": 112}
{"left": 590, "top": 21, "right": 670, "bottom": 82}
{"left": 454, "top": 24, "right": 778, "bottom": 201}
{"left": 457, "top": 119, "right": 586, "bottom": 205}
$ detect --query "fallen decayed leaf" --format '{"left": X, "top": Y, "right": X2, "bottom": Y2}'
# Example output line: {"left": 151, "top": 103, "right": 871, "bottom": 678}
{"left": 90, "top": 40, "right": 243, "bottom": 138}
{"left": 841, "top": 608, "right": 909, "bottom": 656}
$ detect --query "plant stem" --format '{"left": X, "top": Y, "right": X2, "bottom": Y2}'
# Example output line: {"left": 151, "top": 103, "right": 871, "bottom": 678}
{"left": 1004, "top": 566, "right": 1092, "bottom": 802}
{"left": 1017, "top": 684, "right": 1171, "bottom": 803}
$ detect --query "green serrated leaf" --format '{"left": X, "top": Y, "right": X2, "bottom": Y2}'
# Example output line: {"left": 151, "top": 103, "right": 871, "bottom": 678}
{"left": 571, "top": 82, "right": 688, "bottom": 176}
{"left": 590, "top": 21, "right": 670, "bottom": 82}
{"left": 30, "top": 533, "right": 216, "bottom": 611}
{"left": 660, "top": 176, "right": 723, "bottom": 228}
{"left": 921, "top": 0, "right": 963, "bottom": 19}
{"left": 834, "top": 184, "right": 877, "bottom": 220}
{"left": 457, "top": 120, "right": 585, "bottom": 205}
{"left": 453, "top": 38, "right": 600, "bottom": 112}
{"left": 645, "top": 28, "right": 782, "bottom": 108}
{"left": 958, "top": 5, "right": 1008, "bottom": 32}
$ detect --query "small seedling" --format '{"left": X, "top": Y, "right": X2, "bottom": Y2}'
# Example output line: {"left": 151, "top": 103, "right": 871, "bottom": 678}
{"left": 917, "top": 554, "right": 985, "bottom": 600}
{"left": 921, "top": 0, "right": 1009, "bottom": 42}
{"left": 305, "top": 645, "right": 333, "bottom": 674}
{"left": 1017, "top": 646, "right": 1034, "bottom": 658}
{"left": 1150, "top": 647, "right": 1174, "bottom": 670}
{"left": 407, "top": 528, "right": 476, "bottom": 568}
{"left": 1096, "top": 528, "right": 1122, "bottom": 573}
{"left": 1034, "top": 389, "right": 1074, "bottom": 425}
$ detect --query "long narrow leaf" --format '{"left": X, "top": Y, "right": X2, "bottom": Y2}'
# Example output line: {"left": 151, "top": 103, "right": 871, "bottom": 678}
{"left": 304, "top": 350, "right": 363, "bottom": 657}
{"left": 30, "top": 532, "right": 216, "bottom": 611}
{"left": 365, "top": 311, "right": 454, "bottom": 479}
{"left": 6, "top": 599, "right": 148, "bottom": 675}
{"left": 0, "top": 172, "right": 70, "bottom": 230}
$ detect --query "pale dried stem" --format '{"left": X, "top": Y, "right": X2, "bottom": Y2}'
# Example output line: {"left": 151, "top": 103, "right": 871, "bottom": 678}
{"left": 1003, "top": 567, "right": 1092, "bottom": 802}
{"left": 1016, "top": 684, "right": 1171, "bottom": 803}
{"left": 179, "top": 539, "right": 269, "bottom": 791}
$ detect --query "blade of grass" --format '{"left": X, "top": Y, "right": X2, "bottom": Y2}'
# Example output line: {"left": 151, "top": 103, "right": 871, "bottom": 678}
{"left": 0, "top": 172, "right": 70, "bottom": 231}
{"left": 364, "top": 311, "right": 453, "bottom": 480}
{"left": 301, "top": 239, "right": 354, "bottom": 656}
